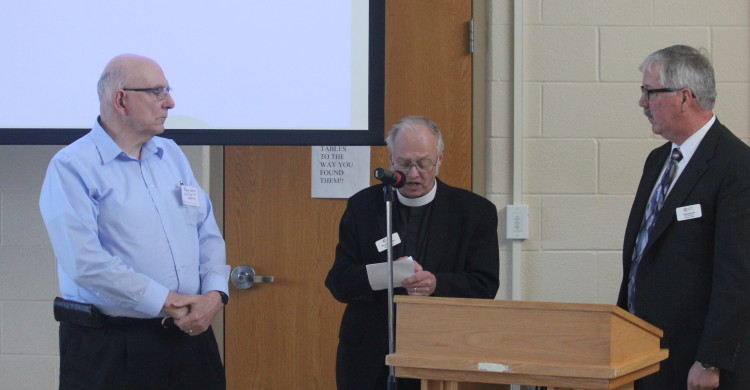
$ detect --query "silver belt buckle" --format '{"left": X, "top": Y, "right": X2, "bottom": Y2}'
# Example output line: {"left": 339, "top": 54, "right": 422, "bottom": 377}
{"left": 160, "top": 316, "right": 174, "bottom": 328}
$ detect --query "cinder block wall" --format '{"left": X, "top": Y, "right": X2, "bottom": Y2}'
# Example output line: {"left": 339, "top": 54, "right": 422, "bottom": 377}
{"left": 487, "top": 0, "right": 750, "bottom": 303}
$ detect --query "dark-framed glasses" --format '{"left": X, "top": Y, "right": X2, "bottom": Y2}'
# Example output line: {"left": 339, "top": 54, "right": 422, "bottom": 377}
{"left": 123, "top": 86, "right": 173, "bottom": 100}
{"left": 640, "top": 86, "right": 682, "bottom": 101}
{"left": 392, "top": 158, "right": 437, "bottom": 173}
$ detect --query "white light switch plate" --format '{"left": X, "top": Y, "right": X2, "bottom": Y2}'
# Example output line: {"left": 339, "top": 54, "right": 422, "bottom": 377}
{"left": 506, "top": 205, "right": 529, "bottom": 240}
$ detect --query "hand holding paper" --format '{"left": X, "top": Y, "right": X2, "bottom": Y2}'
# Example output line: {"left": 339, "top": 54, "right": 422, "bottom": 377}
{"left": 366, "top": 256, "right": 416, "bottom": 291}
{"left": 402, "top": 260, "right": 437, "bottom": 296}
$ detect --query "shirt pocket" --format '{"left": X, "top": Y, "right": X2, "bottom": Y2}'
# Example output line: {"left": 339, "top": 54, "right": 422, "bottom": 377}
{"left": 182, "top": 205, "right": 198, "bottom": 227}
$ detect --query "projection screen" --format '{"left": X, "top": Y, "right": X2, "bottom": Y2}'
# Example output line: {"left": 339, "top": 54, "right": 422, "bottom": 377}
{"left": 0, "top": 0, "right": 384, "bottom": 145}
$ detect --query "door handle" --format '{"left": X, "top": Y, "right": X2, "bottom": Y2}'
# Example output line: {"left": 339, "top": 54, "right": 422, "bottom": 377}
{"left": 231, "top": 265, "right": 275, "bottom": 290}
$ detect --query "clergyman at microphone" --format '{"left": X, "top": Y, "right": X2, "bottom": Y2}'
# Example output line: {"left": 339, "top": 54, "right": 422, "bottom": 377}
{"left": 325, "top": 115, "right": 500, "bottom": 390}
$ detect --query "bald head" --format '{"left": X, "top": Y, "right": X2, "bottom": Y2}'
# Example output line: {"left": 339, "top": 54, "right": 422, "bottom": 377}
{"left": 95, "top": 54, "right": 174, "bottom": 153}
{"left": 97, "top": 54, "right": 162, "bottom": 105}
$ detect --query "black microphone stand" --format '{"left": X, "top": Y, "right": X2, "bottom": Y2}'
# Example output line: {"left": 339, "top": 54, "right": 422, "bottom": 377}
{"left": 383, "top": 184, "right": 397, "bottom": 390}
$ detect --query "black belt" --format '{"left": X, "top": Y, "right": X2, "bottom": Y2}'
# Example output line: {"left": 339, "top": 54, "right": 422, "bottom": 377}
{"left": 104, "top": 315, "right": 175, "bottom": 328}
{"left": 54, "top": 297, "right": 174, "bottom": 328}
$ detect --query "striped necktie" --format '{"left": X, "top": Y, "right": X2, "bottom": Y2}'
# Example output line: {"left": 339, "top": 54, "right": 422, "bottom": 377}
{"left": 627, "top": 147, "right": 683, "bottom": 313}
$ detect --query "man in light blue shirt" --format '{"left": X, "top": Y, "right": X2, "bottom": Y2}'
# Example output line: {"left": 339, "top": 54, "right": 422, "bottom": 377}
{"left": 40, "top": 54, "right": 229, "bottom": 390}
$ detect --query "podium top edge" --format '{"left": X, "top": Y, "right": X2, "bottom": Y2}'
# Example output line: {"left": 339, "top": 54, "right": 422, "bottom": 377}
{"left": 394, "top": 296, "right": 663, "bottom": 336}
{"left": 395, "top": 296, "right": 619, "bottom": 312}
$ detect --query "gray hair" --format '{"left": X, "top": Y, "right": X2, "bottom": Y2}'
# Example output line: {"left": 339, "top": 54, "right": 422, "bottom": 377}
{"left": 639, "top": 45, "right": 716, "bottom": 110}
{"left": 385, "top": 115, "right": 444, "bottom": 156}
{"left": 97, "top": 66, "right": 126, "bottom": 104}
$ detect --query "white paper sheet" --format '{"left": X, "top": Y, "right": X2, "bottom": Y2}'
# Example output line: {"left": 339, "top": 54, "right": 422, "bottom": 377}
{"left": 365, "top": 257, "right": 415, "bottom": 291}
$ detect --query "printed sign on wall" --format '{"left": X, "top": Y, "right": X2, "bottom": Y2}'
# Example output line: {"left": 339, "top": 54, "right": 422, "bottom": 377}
{"left": 311, "top": 146, "right": 370, "bottom": 198}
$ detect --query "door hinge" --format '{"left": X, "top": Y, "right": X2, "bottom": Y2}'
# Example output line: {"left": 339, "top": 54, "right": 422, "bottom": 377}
{"left": 468, "top": 18, "right": 475, "bottom": 54}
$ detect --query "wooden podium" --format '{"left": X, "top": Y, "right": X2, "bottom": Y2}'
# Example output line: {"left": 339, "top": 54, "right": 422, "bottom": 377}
{"left": 386, "top": 296, "right": 668, "bottom": 390}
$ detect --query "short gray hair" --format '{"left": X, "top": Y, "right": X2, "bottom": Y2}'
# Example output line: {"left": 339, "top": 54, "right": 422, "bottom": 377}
{"left": 97, "top": 66, "right": 126, "bottom": 104}
{"left": 639, "top": 45, "right": 716, "bottom": 110}
{"left": 385, "top": 115, "right": 444, "bottom": 156}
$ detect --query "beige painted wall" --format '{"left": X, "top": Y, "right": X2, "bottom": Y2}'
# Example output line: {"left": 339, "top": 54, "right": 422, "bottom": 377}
{"left": 1, "top": 1, "right": 749, "bottom": 388}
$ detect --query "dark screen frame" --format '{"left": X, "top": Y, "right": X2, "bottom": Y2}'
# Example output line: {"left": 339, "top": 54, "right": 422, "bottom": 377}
{"left": 0, "top": 0, "right": 385, "bottom": 146}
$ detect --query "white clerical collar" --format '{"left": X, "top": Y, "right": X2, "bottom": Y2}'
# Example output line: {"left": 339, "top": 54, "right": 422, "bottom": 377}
{"left": 396, "top": 180, "right": 438, "bottom": 207}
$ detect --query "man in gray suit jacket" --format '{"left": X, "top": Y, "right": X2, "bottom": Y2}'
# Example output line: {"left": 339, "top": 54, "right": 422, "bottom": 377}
{"left": 617, "top": 45, "right": 750, "bottom": 389}
{"left": 326, "top": 115, "right": 500, "bottom": 390}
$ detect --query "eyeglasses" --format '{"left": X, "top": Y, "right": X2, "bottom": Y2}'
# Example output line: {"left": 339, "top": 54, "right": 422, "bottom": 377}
{"left": 640, "top": 86, "right": 681, "bottom": 101}
{"left": 392, "top": 158, "right": 438, "bottom": 173}
{"left": 123, "top": 86, "right": 172, "bottom": 100}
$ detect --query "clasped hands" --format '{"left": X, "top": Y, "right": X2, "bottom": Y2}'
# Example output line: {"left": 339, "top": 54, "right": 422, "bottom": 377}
{"left": 399, "top": 256, "right": 436, "bottom": 296}
{"left": 162, "top": 290, "right": 223, "bottom": 336}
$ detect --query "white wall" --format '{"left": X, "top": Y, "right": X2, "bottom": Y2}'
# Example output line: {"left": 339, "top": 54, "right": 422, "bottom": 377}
{"left": 0, "top": 145, "right": 61, "bottom": 390}
{"left": 1, "top": 1, "right": 749, "bottom": 388}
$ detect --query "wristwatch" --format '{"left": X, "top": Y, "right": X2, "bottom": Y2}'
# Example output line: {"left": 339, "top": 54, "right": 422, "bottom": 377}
{"left": 217, "top": 291, "right": 229, "bottom": 305}
{"left": 701, "top": 362, "right": 718, "bottom": 371}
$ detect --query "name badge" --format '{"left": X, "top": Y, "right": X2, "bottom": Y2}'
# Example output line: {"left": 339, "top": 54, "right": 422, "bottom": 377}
{"left": 181, "top": 185, "right": 200, "bottom": 207}
{"left": 676, "top": 204, "right": 702, "bottom": 221}
{"left": 375, "top": 233, "right": 402, "bottom": 252}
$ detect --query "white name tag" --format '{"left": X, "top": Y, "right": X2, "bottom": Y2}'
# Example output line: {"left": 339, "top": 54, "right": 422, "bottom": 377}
{"left": 181, "top": 185, "right": 200, "bottom": 207}
{"left": 676, "top": 204, "right": 702, "bottom": 221}
{"left": 375, "top": 233, "right": 401, "bottom": 252}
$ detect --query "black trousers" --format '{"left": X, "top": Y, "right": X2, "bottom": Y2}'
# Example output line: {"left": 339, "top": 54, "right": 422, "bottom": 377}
{"left": 59, "top": 321, "right": 225, "bottom": 390}
{"left": 335, "top": 340, "right": 420, "bottom": 390}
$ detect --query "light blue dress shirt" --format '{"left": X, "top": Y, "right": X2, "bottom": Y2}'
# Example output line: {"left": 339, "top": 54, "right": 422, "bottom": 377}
{"left": 40, "top": 119, "right": 229, "bottom": 318}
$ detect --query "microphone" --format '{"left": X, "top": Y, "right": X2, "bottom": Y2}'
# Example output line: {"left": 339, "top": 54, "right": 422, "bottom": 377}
{"left": 373, "top": 168, "right": 406, "bottom": 188}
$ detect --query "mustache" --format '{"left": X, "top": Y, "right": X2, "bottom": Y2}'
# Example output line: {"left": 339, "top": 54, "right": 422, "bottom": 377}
{"left": 644, "top": 109, "right": 653, "bottom": 119}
